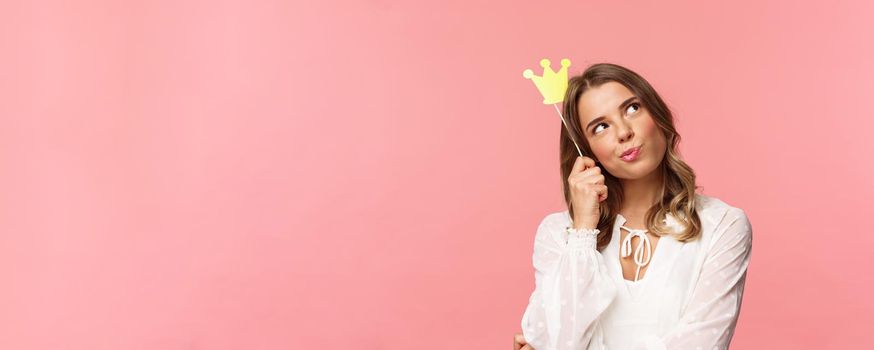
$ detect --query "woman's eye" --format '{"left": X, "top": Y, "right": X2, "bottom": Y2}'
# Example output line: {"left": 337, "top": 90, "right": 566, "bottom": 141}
{"left": 592, "top": 103, "right": 640, "bottom": 134}
{"left": 593, "top": 123, "right": 607, "bottom": 134}
{"left": 626, "top": 102, "right": 640, "bottom": 115}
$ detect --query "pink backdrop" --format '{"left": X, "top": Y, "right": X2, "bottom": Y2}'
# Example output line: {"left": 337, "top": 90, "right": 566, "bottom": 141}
{"left": 1, "top": 0, "right": 872, "bottom": 349}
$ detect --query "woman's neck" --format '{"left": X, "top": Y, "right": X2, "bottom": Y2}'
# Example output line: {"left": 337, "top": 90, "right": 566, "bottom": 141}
{"left": 619, "top": 167, "right": 663, "bottom": 216}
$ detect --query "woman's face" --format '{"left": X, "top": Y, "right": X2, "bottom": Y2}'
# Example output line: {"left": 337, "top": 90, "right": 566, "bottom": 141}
{"left": 576, "top": 81, "right": 667, "bottom": 180}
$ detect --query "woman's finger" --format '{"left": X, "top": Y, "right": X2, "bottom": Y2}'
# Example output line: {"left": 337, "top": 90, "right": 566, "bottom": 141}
{"left": 570, "top": 156, "right": 595, "bottom": 175}
{"left": 570, "top": 163, "right": 600, "bottom": 181}
{"left": 595, "top": 184, "right": 608, "bottom": 198}
{"left": 591, "top": 174, "right": 605, "bottom": 185}
{"left": 569, "top": 168, "right": 603, "bottom": 187}
{"left": 513, "top": 332, "right": 526, "bottom": 350}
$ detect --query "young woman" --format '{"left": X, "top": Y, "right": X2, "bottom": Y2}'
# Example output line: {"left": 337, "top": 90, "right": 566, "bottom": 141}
{"left": 512, "top": 63, "right": 753, "bottom": 350}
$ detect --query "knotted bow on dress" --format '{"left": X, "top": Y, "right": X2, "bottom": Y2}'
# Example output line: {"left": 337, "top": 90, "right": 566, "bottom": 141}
{"left": 619, "top": 213, "right": 685, "bottom": 282}
{"left": 619, "top": 226, "right": 652, "bottom": 282}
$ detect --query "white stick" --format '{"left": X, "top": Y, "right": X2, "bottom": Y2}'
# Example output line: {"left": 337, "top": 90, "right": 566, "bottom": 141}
{"left": 553, "top": 103, "right": 584, "bottom": 158}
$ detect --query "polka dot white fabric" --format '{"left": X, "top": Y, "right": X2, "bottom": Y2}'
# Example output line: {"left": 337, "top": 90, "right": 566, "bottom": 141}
{"left": 520, "top": 194, "right": 753, "bottom": 350}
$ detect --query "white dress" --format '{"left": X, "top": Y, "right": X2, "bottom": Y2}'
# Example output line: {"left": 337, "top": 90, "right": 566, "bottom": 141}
{"left": 520, "top": 193, "right": 753, "bottom": 350}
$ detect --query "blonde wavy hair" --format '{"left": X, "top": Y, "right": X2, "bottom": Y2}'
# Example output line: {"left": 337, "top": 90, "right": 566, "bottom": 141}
{"left": 559, "top": 63, "right": 702, "bottom": 251}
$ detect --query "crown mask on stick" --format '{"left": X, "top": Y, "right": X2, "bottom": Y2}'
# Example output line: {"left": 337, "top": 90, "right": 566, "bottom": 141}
{"left": 523, "top": 58, "right": 584, "bottom": 158}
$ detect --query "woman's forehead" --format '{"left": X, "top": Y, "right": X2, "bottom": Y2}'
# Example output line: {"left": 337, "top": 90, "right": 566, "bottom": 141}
{"left": 578, "top": 82, "right": 635, "bottom": 122}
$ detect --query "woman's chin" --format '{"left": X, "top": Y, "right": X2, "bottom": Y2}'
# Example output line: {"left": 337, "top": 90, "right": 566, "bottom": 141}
{"left": 613, "top": 161, "right": 660, "bottom": 180}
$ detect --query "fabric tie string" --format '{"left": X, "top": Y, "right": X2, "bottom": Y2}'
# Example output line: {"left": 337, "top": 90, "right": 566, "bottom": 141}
{"left": 619, "top": 226, "right": 652, "bottom": 282}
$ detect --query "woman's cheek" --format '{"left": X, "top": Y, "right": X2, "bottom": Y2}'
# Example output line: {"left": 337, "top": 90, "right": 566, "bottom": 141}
{"left": 592, "top": 144, "right": 612, "bottom": 165}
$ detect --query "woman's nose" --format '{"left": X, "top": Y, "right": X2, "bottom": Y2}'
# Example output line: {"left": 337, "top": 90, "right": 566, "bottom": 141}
{"left": 617, "top": 123, "right": 634, "bottom": 142}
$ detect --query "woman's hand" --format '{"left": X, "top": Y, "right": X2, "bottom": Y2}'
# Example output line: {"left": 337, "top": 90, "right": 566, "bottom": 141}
{"left": 568, "top": 156, "right": 607, "bottom": 230}
{"left": 513, "top": 332, "right": 535, "bottom": 350}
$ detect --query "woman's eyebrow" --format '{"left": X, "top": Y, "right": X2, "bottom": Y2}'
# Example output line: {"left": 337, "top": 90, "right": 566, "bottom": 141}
{"left": 584, "top": 96, "right": 638, "bottom": 131}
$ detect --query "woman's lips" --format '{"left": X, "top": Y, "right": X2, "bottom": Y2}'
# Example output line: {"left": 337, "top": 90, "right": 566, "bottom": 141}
{"left": 620, "top": 146, "right": 641, "bottom": 161}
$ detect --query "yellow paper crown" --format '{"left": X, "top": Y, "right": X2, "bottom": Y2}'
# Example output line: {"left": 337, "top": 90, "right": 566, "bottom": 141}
{"left": 523, "top": 58, "right": 571, "bottom": 104}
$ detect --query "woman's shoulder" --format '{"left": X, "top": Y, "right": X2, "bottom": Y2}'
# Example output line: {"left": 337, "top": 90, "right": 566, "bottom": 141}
{"left": 694, "top": 193, "right": 752, "bottom": 247}
{"left": 694, "top": 193, "right": 748, "bottom": 224}
{"left": 530, "top": 210, "right": 574, "bottom": 248}
{"left": 538, "top": 209, "right": 573, "bottom": 230}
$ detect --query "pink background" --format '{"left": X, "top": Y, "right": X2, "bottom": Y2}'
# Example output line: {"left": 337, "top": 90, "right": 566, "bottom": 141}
{"left": 1, "top": 0, "right": 872, "bottom": 349}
